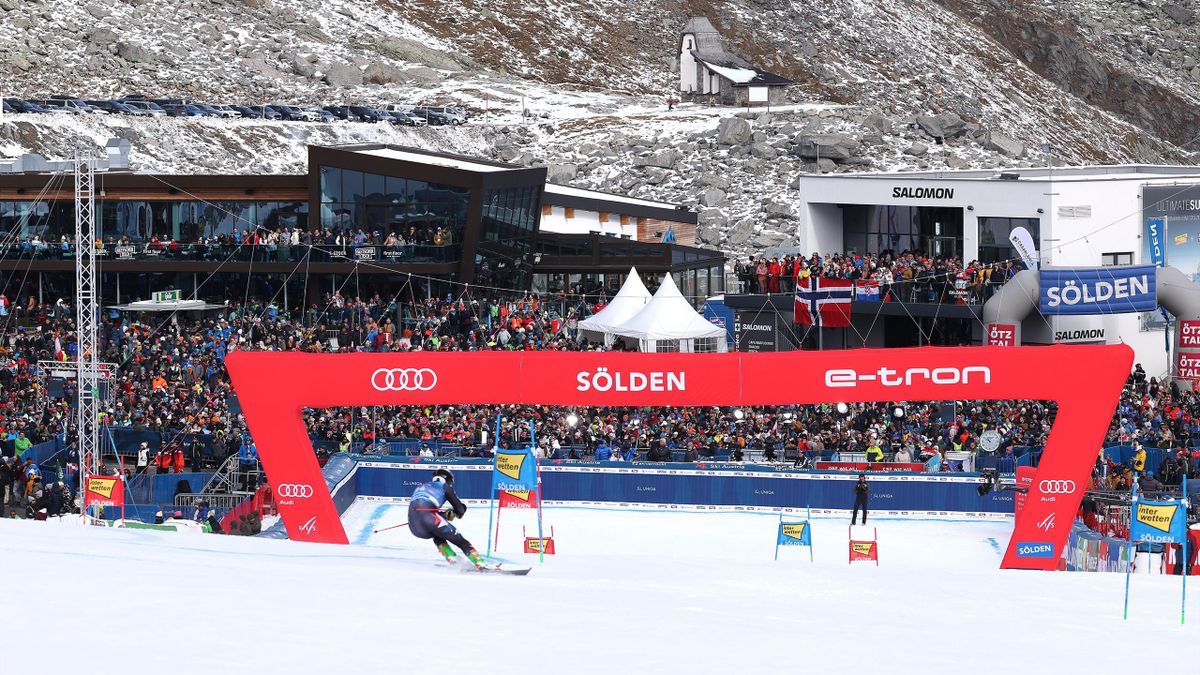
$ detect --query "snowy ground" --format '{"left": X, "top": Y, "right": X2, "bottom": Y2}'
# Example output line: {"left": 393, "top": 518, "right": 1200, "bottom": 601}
{"left": 2, "top": 505, "right": 1196, "bottom": 674}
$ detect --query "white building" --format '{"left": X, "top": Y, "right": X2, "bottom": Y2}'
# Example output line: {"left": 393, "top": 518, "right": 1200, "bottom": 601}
{"left": 795, "top": 165, "right": 1200, "bottom": 375}
{"left": 678, "top": 17, "right": 791, "bottom": 107}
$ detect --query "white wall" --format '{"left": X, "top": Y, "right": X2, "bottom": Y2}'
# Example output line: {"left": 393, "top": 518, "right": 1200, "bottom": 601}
{"left": 680, "top": 35, "right": 698, "bottom": 93}
{"left": 540, "top": 206, "right": 636, "bottom": 238}
{"left": 795, "top": 173, "right": 1192, "bottom": 376}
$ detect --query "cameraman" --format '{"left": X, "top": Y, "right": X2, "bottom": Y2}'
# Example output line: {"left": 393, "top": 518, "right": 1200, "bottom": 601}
{"left": 852, "top": 473, "right": 869, "bottom": 525}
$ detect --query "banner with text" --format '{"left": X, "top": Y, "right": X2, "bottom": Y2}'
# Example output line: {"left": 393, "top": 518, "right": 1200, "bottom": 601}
{"left": 1038, "top": 266, "right": 1157, "bottom": 315}
{"left": 492, "top": 448, "right": 538, "bottom": 492}
{"left": 1130, "top": 499, "right": 1187, "bottom": 543}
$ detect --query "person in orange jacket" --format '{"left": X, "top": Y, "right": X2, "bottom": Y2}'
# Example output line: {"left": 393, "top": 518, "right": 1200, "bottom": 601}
{"left": 173, "top": 446, "right": 186, "bottom": 474}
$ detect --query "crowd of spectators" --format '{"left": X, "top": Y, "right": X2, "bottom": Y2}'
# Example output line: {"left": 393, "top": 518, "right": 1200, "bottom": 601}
{"left": 734, "top": 251, "right": 1023, "bottom": 303}
{"left": 0, "top": 288, "right": 1196, "bottom": 520}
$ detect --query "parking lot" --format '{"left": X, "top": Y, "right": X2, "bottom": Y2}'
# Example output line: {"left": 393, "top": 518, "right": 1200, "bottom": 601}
{"left": 1, "top": 95, "right": 470, "bottom": 126}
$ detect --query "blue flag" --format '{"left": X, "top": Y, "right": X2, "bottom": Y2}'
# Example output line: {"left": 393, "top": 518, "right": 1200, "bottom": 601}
{"left": 777, "top": 521, "right": 812, "bottom": 547}
{"left": 492, "top": 448, "right": 537, "bottom": 492}
{"left": 1131, "top": 499, "right": 1187, "bottom": 543}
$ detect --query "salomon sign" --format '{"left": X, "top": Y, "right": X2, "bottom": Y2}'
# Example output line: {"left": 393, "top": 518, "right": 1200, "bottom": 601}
{"left": 1038, "top": 266, "right": 1157, "bottom": 315}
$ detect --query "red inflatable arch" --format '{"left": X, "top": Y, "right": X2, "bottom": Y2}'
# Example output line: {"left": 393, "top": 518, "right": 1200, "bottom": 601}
{"left": 225, "top": 344, "right": 1132, "bottom": 570}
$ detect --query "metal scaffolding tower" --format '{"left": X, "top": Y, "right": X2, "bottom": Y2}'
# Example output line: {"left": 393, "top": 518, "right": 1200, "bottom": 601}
{"left": 74, "top": 148, "right": 99, "bottom": 482}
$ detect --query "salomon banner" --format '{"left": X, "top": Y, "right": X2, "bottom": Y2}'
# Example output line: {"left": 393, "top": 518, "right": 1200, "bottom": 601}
{"left": 225, "top": 345, "right": 1133, "bottom": 571}
{"left": 1131, "top": 500, "right": 1187, "bottom": 543}
{"left": 493, "top": 448, "right": 538, "bottom": 492}
{"left": 1038, "top": 266, "right": 1157, "bottom": 315}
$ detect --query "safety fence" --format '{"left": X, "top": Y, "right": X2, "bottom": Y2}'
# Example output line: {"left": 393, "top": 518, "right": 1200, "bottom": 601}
{"left": 341, "top": 457, "right": 1015, "bottom": 515}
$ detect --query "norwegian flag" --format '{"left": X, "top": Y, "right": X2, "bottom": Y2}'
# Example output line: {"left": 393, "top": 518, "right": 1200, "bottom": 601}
{"left": 794, "top": 277, "right": 854, "bottom": 328}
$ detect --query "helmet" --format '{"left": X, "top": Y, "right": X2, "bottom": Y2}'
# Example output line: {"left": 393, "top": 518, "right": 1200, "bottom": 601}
{"left": 432, "top": 468, "right": 454, "bottom": 485}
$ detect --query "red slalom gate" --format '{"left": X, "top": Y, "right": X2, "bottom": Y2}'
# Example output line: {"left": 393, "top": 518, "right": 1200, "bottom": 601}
{"left": 224, "top": 345, "right": 1132, "bottom": 571}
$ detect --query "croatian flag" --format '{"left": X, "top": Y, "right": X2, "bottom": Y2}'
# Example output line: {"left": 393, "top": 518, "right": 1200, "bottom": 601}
{"left": 855, "top": 280, "right": 880, "bottom": 301}
{"left": 795, "top": 277, "right": 854, "bottom": 328}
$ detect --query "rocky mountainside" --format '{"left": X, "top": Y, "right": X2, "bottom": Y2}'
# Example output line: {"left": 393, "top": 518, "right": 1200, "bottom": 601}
{"left": 1, "top": 0, "right": 1198, "bottom": 256}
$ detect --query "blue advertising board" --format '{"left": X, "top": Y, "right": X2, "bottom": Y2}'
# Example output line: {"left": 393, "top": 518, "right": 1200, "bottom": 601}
{"left": 1038, "top": 266, "right": 1157, "bottom": 315}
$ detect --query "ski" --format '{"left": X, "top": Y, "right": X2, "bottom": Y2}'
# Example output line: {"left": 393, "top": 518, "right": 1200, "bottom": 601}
{"left": 462, "top": 564, "right": 531, "bottom": 576}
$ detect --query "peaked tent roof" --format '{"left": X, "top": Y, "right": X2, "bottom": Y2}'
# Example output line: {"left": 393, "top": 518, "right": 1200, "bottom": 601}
{"left": 577, "top": 268, "right": 652, "bottom": 335}
{"left": 610, "top": 274, "right": 726, "bottom": 341}
{"left": 681, "top": 16, "right": 793, "bottom": 87}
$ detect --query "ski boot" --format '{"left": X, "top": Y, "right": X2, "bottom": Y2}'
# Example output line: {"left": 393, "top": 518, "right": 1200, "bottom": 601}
{"left": 437, "top": 543, "right": 457, "bottom": 564}
{"left": 466, "top": 548, "right": 488, "bottom": 570}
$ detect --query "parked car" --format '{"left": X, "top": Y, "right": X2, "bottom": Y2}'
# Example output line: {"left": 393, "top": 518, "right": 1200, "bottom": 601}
{"left": 1, "top": 99, "right": 15, "bottom": 114}
{"left": 37, "top": 98, "right": 99, "bottom": 114}
{"left": 161, "top": 103, "right": 210, "bottom": 117}
{"left": 268, "top": 105, "right": 315, "bottom": 122}
{"left": 85, "top": 100, "right": 149, "bottom": 116}
{"left": 3, "top": 98, "right": 49, "bottom": 113}
{"left": 386, "top": 110, "right": 427, "bottom": 127}
{"left": 348, "top": 106, "right": 389, "bottom": 123}
{"left": 115, "top": 99, "right": 167, "bottom": 116}
{"left": 322, "top": 105, "right": 355, "bottom": 121}
{"left": 194, "top": 104, "right": 235, "bottom": 118}
{"left": 412, "top": 106, "right": 467, "bottom": 125}
{"left": 242, "top": 105, "right": 282, "bottom": 120}
{"left": 301, "top": 106, "right": 335, "bottom": 123}
{"left": 28, "top": 99, "right": 78, "bottom": 114}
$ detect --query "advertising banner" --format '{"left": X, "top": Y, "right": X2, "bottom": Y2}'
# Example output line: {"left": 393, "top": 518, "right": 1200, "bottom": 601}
{"left": 1014, "top": 465, "right": 1036, "bottom": 515}
{"left": 1009, "top": 226, "right": 1040, "bottom": 270}
{"left": 777, "top": 522, "right": 812, "bottom": 546}
{"left": 523, "top": 536, "right": 556, "bottom": 554}
{"left": 1130, "top": 499, "right": 1187, "bottom": 543}
{"left": 84, "top": 475, "right": 124, "bottom": 508}
{"left": 493, "top": 448, "right": 538, "bottom": 492}
{"left": 734, "top": 313, "right": 779, "bottom": 352}
{"left": 1177, "top": 352, "right": 1200, "bottom": 383}
{"left": 1038, "top": 266, "right": 1157, "bottom": 315}
{"left": 225, "top": 345, "right": 1134, "bottom": 571}
{"left": 1180, "top": 320, "right": 1200, "bottom": 349}
{"left": 814, "top": 461, "right": 925, "bottom": 473}
{"left": 986, "top": 323, "right": 1016, "bottom": 346}
{"left": 849, "top": 540, "right": 879, "bottom": 564}
{"left": 498, "top": 489, "right": 539, "bottom": 509}
{"left": 1145, "top": 217, "right": 1166, "bottom": 267}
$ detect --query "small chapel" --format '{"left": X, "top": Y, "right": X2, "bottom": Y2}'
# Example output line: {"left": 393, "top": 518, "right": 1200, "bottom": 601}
{"left": 678, "top": 17, "right": 792, "bottom": 107}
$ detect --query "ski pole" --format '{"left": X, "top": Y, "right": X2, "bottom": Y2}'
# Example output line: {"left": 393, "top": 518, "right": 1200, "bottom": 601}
{"left": 373, "top": 521, "right": 408, "bottom": 534}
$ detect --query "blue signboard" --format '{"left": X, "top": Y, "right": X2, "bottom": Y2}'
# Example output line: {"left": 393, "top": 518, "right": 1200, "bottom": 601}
{"left": 1145, "top": 217, "right": 1166, "bottom": 267}
{"left": 1038, "top": 266, "right": 1157, "bottom": 315}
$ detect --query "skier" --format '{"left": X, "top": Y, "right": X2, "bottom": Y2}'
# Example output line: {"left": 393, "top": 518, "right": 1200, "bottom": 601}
{"left": 408, "top": 468, "right": 486, "bottom": 569}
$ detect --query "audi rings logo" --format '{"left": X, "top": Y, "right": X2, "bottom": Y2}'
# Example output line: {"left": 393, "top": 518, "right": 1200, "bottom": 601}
{"left": 1038, "top": 480, "right": 1076, "bottom": 494}
{"left": 371, "top": 368, "right": 437, "bottom": 391}
{"left": 277, "top": 484, "right": 314, "bottom": 499}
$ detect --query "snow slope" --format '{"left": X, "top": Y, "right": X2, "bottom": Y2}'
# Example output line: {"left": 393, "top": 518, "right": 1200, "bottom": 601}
{"left": 2, "top": 506, "right": 1195, "bottom": 674}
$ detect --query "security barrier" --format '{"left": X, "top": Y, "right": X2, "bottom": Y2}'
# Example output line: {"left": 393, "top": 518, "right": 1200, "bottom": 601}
{"left": 348, "top": 458, "right": 1014, "bottom": 515}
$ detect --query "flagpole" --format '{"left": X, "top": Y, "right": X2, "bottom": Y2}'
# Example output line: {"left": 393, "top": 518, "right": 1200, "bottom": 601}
{"left": 486, "top": 414, "right": 501, "bottom": 561}
{"left": 531, "top": 420, "right": 544, "bottom": 565}
{"left": 775, "top": 507, "right": 783, "bottom": 561}
{"left": 808, "top": 504, "right": 814, "bottom": 562}
{"left": 1182, "top": 473, "right": 1189, "bottom": 625}
{"left": 1124, "top": 477, "right": 1138, "bottom": 620}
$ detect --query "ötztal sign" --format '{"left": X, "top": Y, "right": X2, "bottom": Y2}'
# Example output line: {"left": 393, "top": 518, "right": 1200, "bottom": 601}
{"left": 225, "top": 345, "right": 1132, "bottom": 572}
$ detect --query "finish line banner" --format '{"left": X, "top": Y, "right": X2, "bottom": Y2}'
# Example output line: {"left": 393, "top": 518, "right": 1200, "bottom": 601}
{"left": 1038, "top": 266, "right": 1157, "bottom": 315}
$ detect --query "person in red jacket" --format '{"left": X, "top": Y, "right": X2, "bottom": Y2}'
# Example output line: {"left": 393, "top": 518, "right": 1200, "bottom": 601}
{"left": 172, "top": 446, "right": 185, "bottom": 474}
{"left": 768, "top": 258, "right": 781, "bottom": 293}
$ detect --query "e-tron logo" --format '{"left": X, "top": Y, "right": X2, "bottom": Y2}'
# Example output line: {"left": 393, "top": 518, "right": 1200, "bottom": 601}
{"left": 277, "top": 484, "right": 314, "bottom": 499}
{"left": 371, "top": 368, "right": 437, "bottom": 391}
{"left": 1038, "top": 480, "right": 1076, "bottom": 494}
{"left": 824, "top": 366, "right": 991, "bottom": 388}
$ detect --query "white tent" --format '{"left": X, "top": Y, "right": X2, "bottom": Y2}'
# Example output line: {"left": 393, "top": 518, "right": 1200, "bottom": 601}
{"left": 610, "top": 274, "right": 728, "bottom": 352}
{"left": 577, "top": 267, "right": 651, "bottom": 344}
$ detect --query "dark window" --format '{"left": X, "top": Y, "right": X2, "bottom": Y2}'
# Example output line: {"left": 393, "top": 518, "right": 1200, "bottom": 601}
{"left": 1101, "top": 251, "right": 1133, "bottom": 266}
{"left": 977, "top": 217, "right": 1039, "bottom": 265}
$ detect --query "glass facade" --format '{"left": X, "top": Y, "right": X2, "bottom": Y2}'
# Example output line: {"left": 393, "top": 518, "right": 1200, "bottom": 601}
{"left": 843, "top": 205, "right": 963, "bottom": 258}
{"left": 475, "top": 185, "right": 540, "bottom": 289}
{"left": 0, "top": 200, "right": 307, "bottom": 243}
{"left": 978, "top": 217, "right": 1039, "bottom": 264}
{"left": 319, "top": 166, "right": 469, "bottom": 263}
